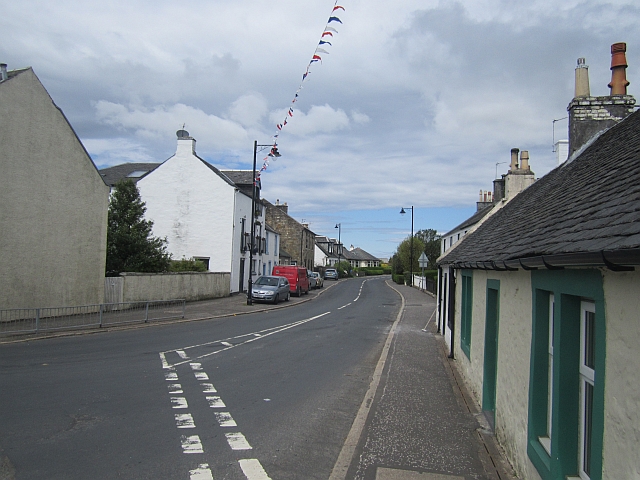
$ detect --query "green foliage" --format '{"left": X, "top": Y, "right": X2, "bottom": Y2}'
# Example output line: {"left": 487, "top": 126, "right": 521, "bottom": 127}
{"left": 395, "top": 236, "right": 425, "bottom": 274}
{"left": 357, "top": 267, "right": 384, "bottom": 276}
{"left": 106, "top": 179, "right": 171, "bottom": 276}
{"left": 422, "top": 269, "right": 438, "bottom": 280}
{"left": 415, "top": 228, "right": 441, "bottom": 269}
{"left": 335, "top": 260, "right": 352, "bottom": 278}
{"left": 169, "top": 258, "right": 207, "bottom": 272}
{"left": 404, "top": 271, "right": 413, "bottom": 285}
{"left": 392, "top": 274, "right": 405, "bottom": 284}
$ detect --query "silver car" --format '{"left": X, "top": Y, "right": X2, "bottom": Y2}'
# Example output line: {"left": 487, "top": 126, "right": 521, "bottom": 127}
{"left": 251, "top": 275, "right": 290, "bottom": 304}
{"left": 310, "top": 271, "right": 323, "bottom": 288}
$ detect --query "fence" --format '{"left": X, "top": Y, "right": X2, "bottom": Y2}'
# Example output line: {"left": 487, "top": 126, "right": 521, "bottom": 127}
{"left": 413, "top": 275, "right": 437, "bottom": 294}
{"left": 0, "top": 299, "right": 185, "bottom": 336}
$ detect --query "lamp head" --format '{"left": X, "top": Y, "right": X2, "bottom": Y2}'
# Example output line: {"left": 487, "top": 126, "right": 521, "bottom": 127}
{"left": 269, "top": 147, "right": 281, "bottom": 158}
{"left": 400, "top": 208, "right": 406, "bottom": 215}
{"left": 335, "top": 224, "right": 339, "bottom": 229}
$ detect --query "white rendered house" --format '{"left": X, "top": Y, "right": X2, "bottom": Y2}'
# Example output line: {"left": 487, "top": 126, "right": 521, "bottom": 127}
{"left": 135, "top": 130, "right": 277, "bottom": 293}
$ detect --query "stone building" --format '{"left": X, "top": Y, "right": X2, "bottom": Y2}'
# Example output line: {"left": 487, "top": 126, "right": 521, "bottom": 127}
{"left": 264, "top": 199, "right": 316, "bottom": 270}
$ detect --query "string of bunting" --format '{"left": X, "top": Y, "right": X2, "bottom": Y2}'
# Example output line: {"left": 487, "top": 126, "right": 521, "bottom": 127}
{"left": 256, "top": 1, "right": 345, "bottom": 181}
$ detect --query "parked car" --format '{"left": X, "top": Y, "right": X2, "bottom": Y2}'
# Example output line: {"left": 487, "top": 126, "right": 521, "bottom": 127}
{"left": 310, "top": 272, "right": 323, "bottom": 288}
{"left": 251, "top": 275, "right": 290, "bottom": 304}
{"left": 324, "top": 268, "right": 338, "bottom": 280}
{"left": 272, "top": 265, "right": 310, "bottom": 296}
{"left": 307, "top": 270, "right": 317, "bottom": 289}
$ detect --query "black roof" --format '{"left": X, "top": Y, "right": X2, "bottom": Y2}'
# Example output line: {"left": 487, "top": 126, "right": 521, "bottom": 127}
{"left": 99, "top": 163, "right": 161, "bottom": 186}
{"left": 439, "top": 109, "right": 640, "bottom": 269}
{"left": 343, "top": 247, "right": 380, "bottom": 262}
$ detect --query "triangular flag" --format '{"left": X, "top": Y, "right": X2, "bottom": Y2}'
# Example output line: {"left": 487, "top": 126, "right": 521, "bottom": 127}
{"left": 328, "top": 16, "right": 342, "bottom": 24}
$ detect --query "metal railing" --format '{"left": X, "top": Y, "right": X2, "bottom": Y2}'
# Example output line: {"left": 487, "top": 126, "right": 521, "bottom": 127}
{"left": 0, "top": 299, "right": 185, "bottom": 336}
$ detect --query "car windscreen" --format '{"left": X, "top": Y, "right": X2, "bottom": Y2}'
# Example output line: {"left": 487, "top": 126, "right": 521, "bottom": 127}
{"left": 255, "top": 277, "right": 279, "bottom": 286}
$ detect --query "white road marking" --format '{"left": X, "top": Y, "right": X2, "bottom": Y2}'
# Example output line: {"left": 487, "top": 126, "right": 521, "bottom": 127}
{"left": 189, "top": 464, "right": 213, "bottom": 480}
{"left": 206, "top": 396, "right": 226, "bottom": 408}
{"left": 176, "top": 350, "right": 189, "bottom": 359}
{"left": 168, "top": 383, "right": 183, "bottom": 394}
{"left": 201, "top": 383, "right": 217, "bottom": 393}
{"left": 160, "top": 313, "right": 331, "bottom": 368}
{"left": 190, "top": 362, "right": 203, "bottom": 371}
{"left": 175, "top": 413, "right": 196, "bottom": 428}
{"left": 171, "top": 397, "right": 188, "bottom": 409}
{"left": 194, "top": 372, "right": 209, "bottom": 381}
{"left": 239, "top": 459, "right": 271, "bottom": 479}
{"left": 225, "top": 432, "right": 252, "bottom": 450}
{"left": 164, "top": 371, "right": 178, "bottom": 381}
{"left": 159, "top": 353, "right": 171, "bottom": 370}
{"left": 337, "top": 303, "right": 351, "bottom": 310}
{"left": 215, "top": 412, "right": 237, "bottom": 427}
{"left": 181, "top": 435, "right": 204, "bottom": 454}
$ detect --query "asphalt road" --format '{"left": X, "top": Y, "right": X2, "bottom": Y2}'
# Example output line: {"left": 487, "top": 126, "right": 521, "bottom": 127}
{"left": 0, "top": 277, "right": 400, "bottom": 480}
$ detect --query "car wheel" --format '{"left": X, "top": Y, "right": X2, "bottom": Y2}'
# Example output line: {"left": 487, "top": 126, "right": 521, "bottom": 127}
{"left": 285, "top": 292, "right": 290, "bottom": 301}
{"left": 273, "top": 294, "right": 279, "bottom": 305}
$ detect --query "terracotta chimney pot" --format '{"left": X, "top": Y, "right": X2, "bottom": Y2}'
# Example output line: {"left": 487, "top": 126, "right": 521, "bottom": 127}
{"left": 609, "top": 42, "right": 630, "bottom": 95}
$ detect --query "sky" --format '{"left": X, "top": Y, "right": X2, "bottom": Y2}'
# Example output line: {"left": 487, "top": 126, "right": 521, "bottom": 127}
{"left": 3, "top": 0, "right": 640, "bottom": 259}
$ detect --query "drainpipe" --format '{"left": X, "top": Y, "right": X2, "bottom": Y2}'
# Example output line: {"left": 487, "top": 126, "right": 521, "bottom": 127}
{"left": 437, "top": 266, "right": 443, "bottom": 334}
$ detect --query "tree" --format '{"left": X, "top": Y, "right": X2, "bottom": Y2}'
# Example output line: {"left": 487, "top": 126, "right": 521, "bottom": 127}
{"left": 415, "top": 228, "right": 442, "bottom": 269}
{"left": 395, "top": 235, "right": 425, "bottom": 273}
{"left": 106, "top": 179, "right": 171, "bottom": 276}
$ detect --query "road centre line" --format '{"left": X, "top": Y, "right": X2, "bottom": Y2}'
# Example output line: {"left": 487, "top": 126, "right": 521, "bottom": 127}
{"left": 225, "top": 432, "right": 252, "bottom": 450}
{"left": 161, "top": 312, "right": 331, "bottom": 368}
{"left": 181, "top": 435, "right": 204, "bottom": 454}
{"left": 337, "top": 303, "right": 351, "bottom": 310}
{"left": 189, "top": 464, "right": 213, "bottom": 480}
{"left": 239, "top": 459, "right": 272, "bottom": 479}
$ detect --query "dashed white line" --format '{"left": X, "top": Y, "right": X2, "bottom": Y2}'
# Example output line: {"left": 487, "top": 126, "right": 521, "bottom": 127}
{"left": 176, "top": 350, "right": 189, "bottom": 359}
{"left": 175, "top": 413, "right": 196, "bottom": 428}
{"left": 225, "top": 432, "right": 252, "bottom": 450}
{"left": 239, "top": 459, "right": 272, "bottom": 479}
{"left": 337, "top": 303, "right": 351, "bottom": 310}
{"left": 171, "top": 397, "right": 188, "bottom": 409}
{"left": 194, "top": 372, "right": 209, "bottom": 381}
{"left": 168, "top": 383, "right": 183, "bottom": 394}
{"left": 221, "top": 341, "right": 233, "bottom": 347}
{"left": 190, "top": 362, "right": 203, "bottom": 371}
{"left": 201, "top": 383, "right": 217, "bottom": 393}
{"left": 164, "top": 371, "right": 178, "bottom": 381}
{"left": 215, "top": 412, "right": 237, "bottom": 427}
{"left": 189, "top": 464, "right": 213, "bottom": 480}
{"left": 181, "top": 435, "right": 204, "bottom": 454}
{"left": 206, "top": 396, "right": 226, "bottom": 408}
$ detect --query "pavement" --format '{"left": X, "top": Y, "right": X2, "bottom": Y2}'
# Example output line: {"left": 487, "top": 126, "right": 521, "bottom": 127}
{"left": 2, "top": 278, "right": 518, "bottom": 480}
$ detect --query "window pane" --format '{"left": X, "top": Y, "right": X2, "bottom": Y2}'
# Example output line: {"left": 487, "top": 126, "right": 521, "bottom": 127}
{"left": 584, "top": 310, "right": 595, "bottom": 369}
{"left": 583, "top": 381, "right": 594, "bottom": 476}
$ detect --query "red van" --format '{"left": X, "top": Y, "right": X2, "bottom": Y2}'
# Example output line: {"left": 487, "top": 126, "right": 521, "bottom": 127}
{"left": 272, "top": 265, "right": 310, "bottom": 297}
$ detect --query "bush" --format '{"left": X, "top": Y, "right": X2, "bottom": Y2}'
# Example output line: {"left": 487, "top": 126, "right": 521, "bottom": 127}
{"left": 392, "top": 274, "right": 405, "bottom": 284}
{"left": 404, "top": 271, "right": 413, "bottom": 285}
{"left": 358, "top": 267, "right": 385, "bottom": 276}
{"left": 169, "top": 258, "right": 208, "bottom": 272}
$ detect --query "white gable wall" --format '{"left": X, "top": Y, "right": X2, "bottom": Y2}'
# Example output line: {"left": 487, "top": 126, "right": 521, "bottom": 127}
{"left": 137, "top": 138, "right": 239, "bottom": 290}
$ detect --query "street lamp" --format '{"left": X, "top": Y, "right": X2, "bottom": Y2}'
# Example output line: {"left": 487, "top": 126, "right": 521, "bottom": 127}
{"left": 335, "top": 223, "right": 341, "bottom": 267}
{"left": 247, "top": 140, "right": 280, "bottom": 305}
{"left": 400, "top": 206, "right": 414, "bottom": 286}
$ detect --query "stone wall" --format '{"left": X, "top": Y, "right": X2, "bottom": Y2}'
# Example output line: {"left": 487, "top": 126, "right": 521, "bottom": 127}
{"left": 120, "top": 272, "right": 230, "bottom": 302}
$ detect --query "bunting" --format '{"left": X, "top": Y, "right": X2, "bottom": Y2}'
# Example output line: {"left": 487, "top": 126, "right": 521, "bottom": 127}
{"left": 255, "top": 1, "right": 345, "bottom": 181}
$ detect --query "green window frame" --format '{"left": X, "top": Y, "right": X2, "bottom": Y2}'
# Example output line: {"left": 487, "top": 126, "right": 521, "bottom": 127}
{"left": 460, "top": 270, "right": 473, "bottom": 359}
{"left": 527, "top": 269, "right": 605, "bottom": 480}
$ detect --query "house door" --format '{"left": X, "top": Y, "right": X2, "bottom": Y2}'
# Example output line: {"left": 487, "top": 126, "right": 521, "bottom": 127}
{"left": 239, "top": 258, "right": 245, "bottom": 292}
{"left": 482, "top": 280, "right": 500, "bottom": 430}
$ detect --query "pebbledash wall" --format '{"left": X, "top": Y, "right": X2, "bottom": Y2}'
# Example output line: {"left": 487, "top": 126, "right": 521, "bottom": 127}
{"left": 453, "top": 268, "right": 640, "bottom": 480}
{"left": 119, "top": 272, "right": 230, "bottom": 302}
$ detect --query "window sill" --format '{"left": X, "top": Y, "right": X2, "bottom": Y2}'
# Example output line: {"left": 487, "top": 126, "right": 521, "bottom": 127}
{"left": 538, "top": 436, "right": 551, "bottom": 456}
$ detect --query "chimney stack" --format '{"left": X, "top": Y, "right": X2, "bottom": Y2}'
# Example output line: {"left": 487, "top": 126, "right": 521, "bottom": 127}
{"left": 0, "top": 63, "right": 7, "bottom": 82}
{"left": 609, "top": 42, "right": 630, "bottom": 95}
{"left": 567, "top": 43, "right": 636, "bottom": 157}
{"left": 575, "top": 58, "right": 590, "bottom": 97}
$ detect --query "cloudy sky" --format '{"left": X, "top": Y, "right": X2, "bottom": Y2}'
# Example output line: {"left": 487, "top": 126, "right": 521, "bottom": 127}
{"left": 3, "top": 0, "right": 640, "bottom": 258}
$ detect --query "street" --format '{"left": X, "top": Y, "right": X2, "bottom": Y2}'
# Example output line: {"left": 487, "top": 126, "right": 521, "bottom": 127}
{"left": 0, "top": 277, "right": 400, "bottom": 480}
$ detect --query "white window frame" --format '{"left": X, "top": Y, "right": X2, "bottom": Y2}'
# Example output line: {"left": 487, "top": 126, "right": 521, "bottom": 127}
{"left": 578, "top": 301, "right": 595, "bottom": 480}
{"left": 539, "top": 293, "right": 554, "bottom": 455}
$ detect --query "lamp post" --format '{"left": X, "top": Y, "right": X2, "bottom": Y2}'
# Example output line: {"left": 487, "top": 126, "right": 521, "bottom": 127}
{"left": 400, "top": 206, "right": 414, "bottom": 286}
{"left": 335, "top": 223, "right": 341, "bottom": 268}
{"left": 247, "top": 140, "right": 280, "bottom": 305}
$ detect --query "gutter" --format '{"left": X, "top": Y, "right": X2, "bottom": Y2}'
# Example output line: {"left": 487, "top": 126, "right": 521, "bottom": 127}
{"left": 441, "top": 248, "right": 640, "bottom": 272}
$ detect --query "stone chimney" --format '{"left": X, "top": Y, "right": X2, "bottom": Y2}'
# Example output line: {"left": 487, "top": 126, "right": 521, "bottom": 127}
{"left": 275, "top": 201, "right": 288, "bottom": 215}
{"left": 567, "top": 43, "right": 636, "bottom": 157}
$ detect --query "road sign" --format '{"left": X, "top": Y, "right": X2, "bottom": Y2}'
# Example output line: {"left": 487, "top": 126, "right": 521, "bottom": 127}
{"left": 418, "top": 253, "right": 429, "bottom": 268}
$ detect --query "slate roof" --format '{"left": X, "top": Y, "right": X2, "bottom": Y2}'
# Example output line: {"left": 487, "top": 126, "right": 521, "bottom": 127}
{"left": 442, "top": 203, "right": 494, "bottom": 237}
{"left": 439, "top": 109, "right": 640, "bottom": 270}
{"left": 343, "top": 247, "right": 380, "bottom": 262}
{"left": 99, "top": 163, "right": 161, "bottom": 186}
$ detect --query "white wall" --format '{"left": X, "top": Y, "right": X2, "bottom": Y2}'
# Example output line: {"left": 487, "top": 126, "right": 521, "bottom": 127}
{"left": 602, "top": 271, "right": 640, "bottom": 480}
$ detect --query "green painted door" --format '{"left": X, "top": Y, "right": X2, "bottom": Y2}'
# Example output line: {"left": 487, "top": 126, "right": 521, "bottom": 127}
{"left": 483, "top": 280, "right": 500, "bottom": 428}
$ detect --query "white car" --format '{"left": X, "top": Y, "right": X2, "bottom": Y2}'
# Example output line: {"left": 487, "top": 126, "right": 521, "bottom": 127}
{"left": 309, "top": 272, "right": 323, "bottom": 288}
